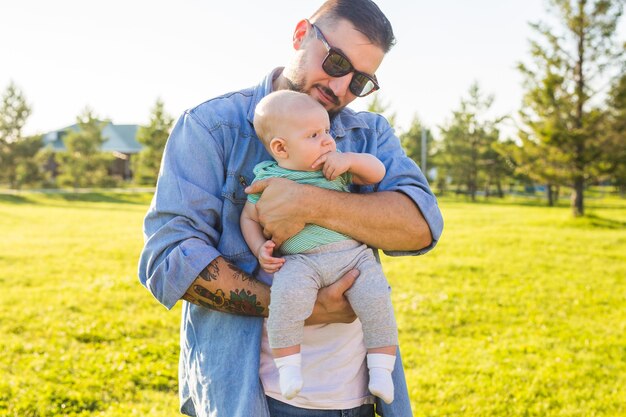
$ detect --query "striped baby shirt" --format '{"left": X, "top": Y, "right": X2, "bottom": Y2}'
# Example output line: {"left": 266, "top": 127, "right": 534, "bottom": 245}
{"left": 247, "top": 160, "right": 351, "bottom": 255}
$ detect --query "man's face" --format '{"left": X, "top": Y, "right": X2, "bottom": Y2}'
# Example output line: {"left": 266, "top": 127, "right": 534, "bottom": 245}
{"left": 285, "top": 19, "right": 385, "bottom": 117}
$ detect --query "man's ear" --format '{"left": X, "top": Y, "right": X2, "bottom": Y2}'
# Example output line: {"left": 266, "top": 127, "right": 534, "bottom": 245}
{"left": 292, "top": 19, "right": 310, "bottom": 50}
{"left": 269, "top": 137, "right": 288, "bottom": 159}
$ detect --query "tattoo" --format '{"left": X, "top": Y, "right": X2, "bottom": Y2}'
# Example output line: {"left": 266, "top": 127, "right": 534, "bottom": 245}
{"left": 192, "top": 285, "right": 265, "bottom": 316}
{"left": 199, "top": 262, "right": 219, "bottom": 281}
{"left": 226, "top": 261, "right": 256, "bottom": 285}
{"left": 182, "top": 292, "right": 198, "bottom": 304}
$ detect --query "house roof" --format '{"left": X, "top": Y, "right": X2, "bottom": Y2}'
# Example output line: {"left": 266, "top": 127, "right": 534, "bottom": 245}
{"left": 42, "top": 122, "right": 143, "bottom": 154}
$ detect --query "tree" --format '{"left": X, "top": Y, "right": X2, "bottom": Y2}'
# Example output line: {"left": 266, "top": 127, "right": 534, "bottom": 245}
{"left": 399, "top": 115, "right": 435, "bottom": 180}
{"left": 57, "top": 108, "right": 113, "bottom": 188}
{"left": 35, "top": 147, "right": 59, "bottom": 188}
{"left": 483, "top": 136, "right": 515, "bottom": 198}
{"left": 495, "top": 135, "right": 563, "bottom": 203}
{"left": 516, "top": 0, "right": 625, "bottom": 216}
{"left": 0, "top": 81, "right": 42, "bottom": 188}
{"left": 13, "top": 135, "right": 44, "bottom": 188}
{"left": 438, "top": 83, "right": 505, "bottom": 201}
{"left": 133, "top": 98, "right": 174, "bottom": 185}
{"left": 604, "top": 70, "right": 626, "bottom": 193}
{"left": 504, "top": 125, "right": 571, "bottom": 205}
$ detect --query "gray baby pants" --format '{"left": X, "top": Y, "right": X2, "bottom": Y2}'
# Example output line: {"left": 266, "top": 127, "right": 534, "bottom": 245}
{"left": 267, "top": 239, "right": 398, "bottom": 349}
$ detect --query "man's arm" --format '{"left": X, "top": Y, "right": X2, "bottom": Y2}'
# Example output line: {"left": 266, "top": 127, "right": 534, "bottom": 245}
{"left": 310, "top": 188, "right": 431, "bottom": 250}
{"left": 246, "top": 116, "right": 442, "bottom": 252}
{"left": 182, "top": 255, "right": 269, "bottom": 316}
{"left": 182, "top": 256, "right": 359, "bottom": 324}
{"left": 138, "top": 110, "right": 383, "bottom": 322}
{"left": 247, "top": 179, "right": 431, "bottom": 251}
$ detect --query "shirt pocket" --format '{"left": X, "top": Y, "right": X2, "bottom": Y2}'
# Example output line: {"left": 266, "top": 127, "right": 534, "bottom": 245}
{"left": 222, "top": 171, "right": 251, "bottom": 206}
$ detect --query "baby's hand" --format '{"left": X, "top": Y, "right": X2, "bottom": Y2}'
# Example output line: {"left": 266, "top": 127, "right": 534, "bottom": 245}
{"left": 311, "top": 151, "right": 352, "bottom": 181}
{"left": 257, "top": 240, "right": 285, "bottom": 273}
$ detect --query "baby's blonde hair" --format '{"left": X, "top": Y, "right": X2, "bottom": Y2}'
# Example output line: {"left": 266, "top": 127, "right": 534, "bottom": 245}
{"left": 253, "top": 90, "right": 322, "bottom": 151}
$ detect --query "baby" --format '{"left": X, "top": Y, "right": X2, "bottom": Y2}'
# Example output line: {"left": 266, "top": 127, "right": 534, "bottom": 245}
{"left": 240, "top": 90, "right": 398, "bottom": 404}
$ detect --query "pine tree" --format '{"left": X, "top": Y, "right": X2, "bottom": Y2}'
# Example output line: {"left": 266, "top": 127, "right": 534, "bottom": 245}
{"left": 13, "top": 135, "right": 44, "bottom": 188}
{"left": 604, "top": 70, "right": 626, "bottom": 193}
{"left": 517, "top": 0, "right": 625, "bottom": 215}
{"left": 439, "top": 83, "right": 504, "bottom": 201}
{"left": 0, "top": 81, "right": 41, "bottom": 188}
{"left": 399, "top": 115, "right": 434, "bottom": 180}
{"left": 134, "top": 98, "right": 173, "bottom": 185}
{"left": 58, "top": 108, "right": 112, "bottom": 189}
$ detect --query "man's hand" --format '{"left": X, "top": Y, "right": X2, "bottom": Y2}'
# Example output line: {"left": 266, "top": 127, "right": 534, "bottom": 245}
{"left": 245, "top": 178, "right": 308, "bottom": 247}
{"left": 257, "top": 240, "right": 285, "bottom": 273}
{"left": 311, "top": 151, "right": 352, "bottom": 181}
{"left": 305, "top": 269, "right": 360, "bottom": 325}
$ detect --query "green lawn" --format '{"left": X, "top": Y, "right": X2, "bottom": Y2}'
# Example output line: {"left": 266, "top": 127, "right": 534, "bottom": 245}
{"left": 0, "top": 192, "right": 624, "bottom": 416}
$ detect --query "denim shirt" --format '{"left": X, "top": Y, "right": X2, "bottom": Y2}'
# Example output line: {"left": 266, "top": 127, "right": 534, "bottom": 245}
{"left": 138, "top": 68, "right": 443, "bottom": 417}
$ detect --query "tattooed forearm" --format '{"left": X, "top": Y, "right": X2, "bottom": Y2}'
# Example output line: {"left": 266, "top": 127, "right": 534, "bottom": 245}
{"left": 182, "top": 292, "right": 199, "bottom": 304}
{"left": 226, "top": 261, "right": 256, "bottom": 285}
{"left": 199, "top": 261, "right": 219, "bottom": 281}
{"left": 182, "top": 256, "right": 270, "bottom": 316}
{"left": 191, "top": 285, "right": 265, "bottom": 316}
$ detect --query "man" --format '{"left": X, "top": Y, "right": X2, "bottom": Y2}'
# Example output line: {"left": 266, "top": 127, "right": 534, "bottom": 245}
{"left": 138, "top": 1, "right": 443, "bottom": 416}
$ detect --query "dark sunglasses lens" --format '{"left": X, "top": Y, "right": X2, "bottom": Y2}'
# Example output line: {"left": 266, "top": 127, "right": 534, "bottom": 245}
{"left": 350, "top": 74, "right": 377, "bottom": 97}
{"left": 323, "top": 51, "right": 352, "bottom": 77}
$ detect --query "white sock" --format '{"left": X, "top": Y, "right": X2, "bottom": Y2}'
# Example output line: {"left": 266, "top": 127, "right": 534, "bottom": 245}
{"left": 274, "top": 353, "right": 303, "bottom": 400}
{"left": 367, "top": 353, "right": 396, "bottom": 404}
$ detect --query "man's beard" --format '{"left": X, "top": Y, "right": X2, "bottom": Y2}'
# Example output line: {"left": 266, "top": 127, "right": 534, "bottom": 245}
{"left": 285, "top": 77, "right": 306, "bottom": 95}
{"left": 284, "top": 78, "right": 342, "bottom": 119}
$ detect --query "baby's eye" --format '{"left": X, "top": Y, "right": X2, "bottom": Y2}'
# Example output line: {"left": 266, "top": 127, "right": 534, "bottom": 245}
{"left": 311, "top": 132, "right": 318, "bottom": 138}
{"left": 325, "top": 129, "right": 331, "bottom": 134}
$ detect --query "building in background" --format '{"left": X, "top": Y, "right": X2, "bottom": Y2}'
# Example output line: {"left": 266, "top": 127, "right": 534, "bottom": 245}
{"left": 42, "top": 122, "right": 142, "bottom": 180}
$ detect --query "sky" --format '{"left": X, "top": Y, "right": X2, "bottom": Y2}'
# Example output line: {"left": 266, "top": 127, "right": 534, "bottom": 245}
{"left": 1, "top": 0, "right": 625, "bottom": 138}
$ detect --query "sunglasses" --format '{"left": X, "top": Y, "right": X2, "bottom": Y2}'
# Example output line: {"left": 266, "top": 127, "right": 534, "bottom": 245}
{"left": 311, "top": 23, "right": 380, "bottom": 97}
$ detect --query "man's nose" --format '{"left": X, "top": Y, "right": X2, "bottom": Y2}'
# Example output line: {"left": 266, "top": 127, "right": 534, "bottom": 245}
{"left": 328, "top": 73, "right": 352, "bottom": 97}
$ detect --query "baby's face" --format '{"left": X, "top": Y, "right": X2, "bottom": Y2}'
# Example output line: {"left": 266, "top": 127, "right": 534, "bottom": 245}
{"left": 280, "top": 106, "right": 336, "bottom": 171}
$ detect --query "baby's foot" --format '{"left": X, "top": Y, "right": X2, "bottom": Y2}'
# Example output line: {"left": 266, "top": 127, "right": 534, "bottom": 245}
{"left": 275, "top": 354, "right": 304, "bottom": 400}
{"left": 367, "top": 353, "right": 396, "bottom": 404}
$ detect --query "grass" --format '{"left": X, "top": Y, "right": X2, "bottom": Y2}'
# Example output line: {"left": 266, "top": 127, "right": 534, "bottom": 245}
{"left": 387, "top": 195, "right": 626, "bottom": 416}
{"left": 0, "top": 192, "right": 179, "bottom": 416}
{"left": 0, "top": 191, "right": 624, "bottom": 416}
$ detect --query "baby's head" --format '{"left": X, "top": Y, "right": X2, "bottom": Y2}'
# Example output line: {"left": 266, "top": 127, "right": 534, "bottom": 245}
{"left": 254, "top": 90, "right": 336, "bottom": 171}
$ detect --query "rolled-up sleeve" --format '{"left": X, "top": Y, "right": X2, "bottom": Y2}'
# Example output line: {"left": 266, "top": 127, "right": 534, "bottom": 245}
{"left": 138, "top": 110, "right": 224, "bottom": 309}
{"left": 374, "top": 119, "right": 443, "bottom": 256}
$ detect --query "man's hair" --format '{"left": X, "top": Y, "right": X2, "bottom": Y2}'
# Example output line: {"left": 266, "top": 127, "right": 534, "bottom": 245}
{"left": 310, "top": 0, "right": 396, "bottom": 53}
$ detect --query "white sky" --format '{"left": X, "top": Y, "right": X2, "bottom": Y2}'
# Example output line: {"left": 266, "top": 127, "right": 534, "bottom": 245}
{"left": 1, "top": 0, "right": 624, "bottom": 137}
